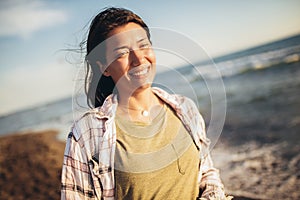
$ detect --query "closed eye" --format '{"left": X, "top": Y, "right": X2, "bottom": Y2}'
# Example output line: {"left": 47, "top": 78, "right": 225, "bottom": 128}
{"left": 140, "top": 42, "right": 151, "bottom": 49}
{"left": 116, "top": 49, "right": 129, "bottom": 58}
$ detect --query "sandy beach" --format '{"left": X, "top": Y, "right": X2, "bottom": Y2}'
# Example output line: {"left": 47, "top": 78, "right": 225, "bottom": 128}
{"left": 0, "top": 130, "right": 65, "bottom": 200}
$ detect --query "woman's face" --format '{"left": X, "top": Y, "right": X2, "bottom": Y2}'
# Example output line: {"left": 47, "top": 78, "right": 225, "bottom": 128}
{"left": 102, "top": 22, "right": 156, "bottom": 93}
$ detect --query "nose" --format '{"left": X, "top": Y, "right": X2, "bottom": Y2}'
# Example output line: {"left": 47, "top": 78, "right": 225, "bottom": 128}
{"left": 130, "top": 49, "right": 144, "bottom": 67}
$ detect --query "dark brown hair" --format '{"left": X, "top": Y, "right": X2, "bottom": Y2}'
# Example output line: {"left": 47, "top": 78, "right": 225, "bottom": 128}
{"left": 85, "top": 7, "right": 151, "bottom": 108}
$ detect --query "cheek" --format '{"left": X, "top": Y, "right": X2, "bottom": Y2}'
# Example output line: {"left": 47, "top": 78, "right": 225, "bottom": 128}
{"left": 109, "top": 56, "right": 130, "bottom": 70}
{"left": 107, "top": 60, "right": 129, "bottom": 79}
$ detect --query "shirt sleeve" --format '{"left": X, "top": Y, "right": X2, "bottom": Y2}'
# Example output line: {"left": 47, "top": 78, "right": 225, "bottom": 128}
{"left": 197, "top": 120, "right": 233, "bottom": 200}
{"left": 198, "top": 152, "right": 233, "bottom": 199}
{"left": 61, "top": 132, "right": 100, "bottom": 200}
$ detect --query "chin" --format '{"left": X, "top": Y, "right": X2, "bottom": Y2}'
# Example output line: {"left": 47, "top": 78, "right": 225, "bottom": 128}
{"left": 131, "top": 81, "right": 152, "bottom": 92}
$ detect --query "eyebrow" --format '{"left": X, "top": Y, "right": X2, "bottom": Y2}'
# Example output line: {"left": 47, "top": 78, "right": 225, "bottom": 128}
{"left": 137, "top": 37, "right": 148, "bottom": 43}
{"left": 113, "top": 37, "right": 148, "bottom": 52}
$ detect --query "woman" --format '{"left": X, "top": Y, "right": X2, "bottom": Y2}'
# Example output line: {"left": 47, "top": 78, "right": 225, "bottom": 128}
{"left": 61, "top": 7, "right": 232, "bottom": 200}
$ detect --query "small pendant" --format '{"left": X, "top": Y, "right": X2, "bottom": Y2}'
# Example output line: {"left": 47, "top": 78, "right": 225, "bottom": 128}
{"left": 141, "top": 110, "right": 149, "bottom": 117}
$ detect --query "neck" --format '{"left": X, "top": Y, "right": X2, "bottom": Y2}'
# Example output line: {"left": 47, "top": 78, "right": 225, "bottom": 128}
{"left": 118, "top": 87, "right": 156, "bottom": 110}
{"left": 117, "top": 87, "right": 164, "bottom": 122}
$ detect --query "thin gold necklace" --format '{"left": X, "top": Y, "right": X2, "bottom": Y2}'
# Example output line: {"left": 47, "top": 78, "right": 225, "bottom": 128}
{"left": 118, "top": 98, "right": 155, "bottom": 117}
{"left": 119, "top": 106, "right": 150, "bottom": 117}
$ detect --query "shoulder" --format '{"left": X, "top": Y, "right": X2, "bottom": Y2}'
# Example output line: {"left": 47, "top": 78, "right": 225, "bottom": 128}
{"left": 64, "top": 107, "right": 111, "bottom": 159}
{"left": 152, "top": 87, "right": 199, "bottom": 116}
{"left": 153, "top": 87, "right": 209, "bottom": 146}
{"left": 152, "top": 87, "right": 196, "bottom": 108}
{"left": 70, "top": 108, "right": 105, "bottom": 140}
{"left": 70, "top": 94, "right": 117, "bottom": 142}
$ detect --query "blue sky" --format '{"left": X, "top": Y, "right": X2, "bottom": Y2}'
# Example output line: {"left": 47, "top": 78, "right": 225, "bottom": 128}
{"left": 0, "top": 0, "right": 300, "bottom": 115}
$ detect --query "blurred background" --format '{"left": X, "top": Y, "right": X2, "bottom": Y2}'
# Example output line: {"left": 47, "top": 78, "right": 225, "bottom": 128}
{"left": 0, "top": 0, "right": 299, "bottom": 199}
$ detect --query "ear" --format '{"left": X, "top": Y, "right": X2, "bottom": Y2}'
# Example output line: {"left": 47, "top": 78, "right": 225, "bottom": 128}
{"left": 96, "top": 61, "right": 111, "bottom": 77}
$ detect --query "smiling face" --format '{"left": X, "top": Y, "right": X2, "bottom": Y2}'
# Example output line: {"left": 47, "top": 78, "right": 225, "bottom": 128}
{"left": 102, "top": 22, "right": 156, "bottom": 94}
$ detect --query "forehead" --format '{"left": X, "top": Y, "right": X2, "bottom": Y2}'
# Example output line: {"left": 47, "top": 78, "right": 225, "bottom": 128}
{"left": 105, "top": 22, "right": 148, "bottom": 47}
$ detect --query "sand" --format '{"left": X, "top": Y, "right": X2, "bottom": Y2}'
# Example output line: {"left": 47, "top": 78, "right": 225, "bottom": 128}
{"left": 212, "top": 142, "right": 300, "bottom": 199}
{"left": 0, "top": 130, "right": 65, "bottom": 200}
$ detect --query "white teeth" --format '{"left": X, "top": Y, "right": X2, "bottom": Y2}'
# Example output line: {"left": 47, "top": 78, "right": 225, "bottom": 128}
{"left": 132, "top": 68, "right": 148, "bottom": 76}
{"left": 130, "top": 67, "right": 149, "bottom": 77}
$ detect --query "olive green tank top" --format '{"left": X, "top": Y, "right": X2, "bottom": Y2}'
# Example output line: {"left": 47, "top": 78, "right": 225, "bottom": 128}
{"left": 115, "top": 105, "right": 199, "bottom": 200}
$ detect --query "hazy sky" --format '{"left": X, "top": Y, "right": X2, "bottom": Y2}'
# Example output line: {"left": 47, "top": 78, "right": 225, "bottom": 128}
{"left": 0, "top": 0, "right": 299, "bottom": 115}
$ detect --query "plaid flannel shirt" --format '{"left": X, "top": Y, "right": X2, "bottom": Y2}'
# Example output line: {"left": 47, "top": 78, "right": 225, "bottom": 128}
{"left": 61, "top": 87, "right": 228, "bottom": 200}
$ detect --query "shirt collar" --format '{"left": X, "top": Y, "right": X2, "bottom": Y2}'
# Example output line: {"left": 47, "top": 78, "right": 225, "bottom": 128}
{"left": 95, "top": 93, "right": 118, "bottom": 120}
{"left": 94, "top": 87, "right": 181, "bottom": 120}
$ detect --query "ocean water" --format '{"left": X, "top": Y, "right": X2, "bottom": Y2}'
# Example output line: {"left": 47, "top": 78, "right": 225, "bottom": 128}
{"left": 0, "top": 96, "right": 74, "bottom": 140}
{"left": 0, "top": 34, "right": 299, "bottom": 141}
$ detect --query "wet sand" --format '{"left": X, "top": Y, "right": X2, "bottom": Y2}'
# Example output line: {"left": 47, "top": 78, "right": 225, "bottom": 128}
{"left": 211, "top": 63, "right": 300, "bottom": 199}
